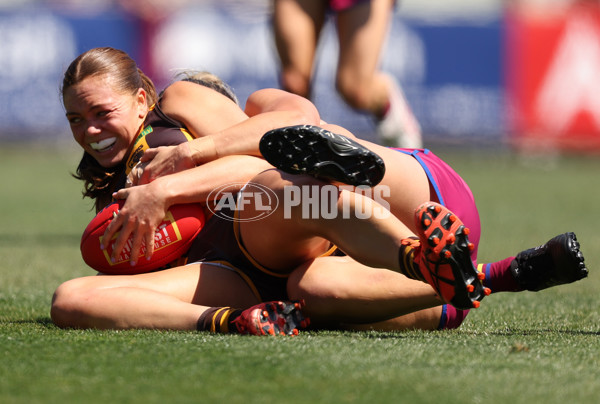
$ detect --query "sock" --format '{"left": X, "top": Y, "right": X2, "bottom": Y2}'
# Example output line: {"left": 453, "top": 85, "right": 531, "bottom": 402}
{"left": 398, "top": 237, "right": 424, "bottom": 282}
{"left": 477, "top": 257, "right": 523, "bottom": 293}
{"left": 438, "top": 304, "right": 470, "bottom": 330}
{"left": 197, "top": 307, "right": 243, "bottom": 334}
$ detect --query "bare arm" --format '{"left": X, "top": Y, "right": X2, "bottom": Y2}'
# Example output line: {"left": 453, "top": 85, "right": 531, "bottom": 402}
{"left": 104, "top": 155, "right": 272, "bottom": 264}
{"left": 180, "top": 86, "right": 321, "bottom": 162}
{"left": 106, "top": 84, "right": 322, "bottom": 264}
{"left": 159, "top": 80, "right": 249, "bottom": 140}
{"left": 135, "top": 84, "right": 321, "bottom": 184}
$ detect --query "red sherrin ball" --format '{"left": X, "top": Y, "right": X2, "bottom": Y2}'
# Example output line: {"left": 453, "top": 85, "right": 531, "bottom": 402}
{"left": 80, "top": 201, "right": 205, "bottom": 274}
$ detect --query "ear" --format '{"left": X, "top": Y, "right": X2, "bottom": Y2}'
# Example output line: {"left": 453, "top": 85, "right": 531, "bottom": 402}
{"left": 136, "top": 88, "right": 148, "bottom": 117}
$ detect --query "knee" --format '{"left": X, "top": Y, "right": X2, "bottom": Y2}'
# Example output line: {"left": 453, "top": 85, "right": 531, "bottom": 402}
{"left": 335, "top": 75, "right": 372, "bottom": 111}
{"left": 287, "top": 262, "right": 311, "bottom": 301}
{"left": 50, "top": 277, "right": 93, "bottom": 328}
{"left": 280, "top": 70, "right": 311, "bottom": 99}
{"left": 287, "top": 261, "right": 340, "bottom": 310}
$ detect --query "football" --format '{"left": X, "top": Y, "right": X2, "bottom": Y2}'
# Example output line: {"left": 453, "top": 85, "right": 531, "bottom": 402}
{"left": 80, "top": 201, "right": 205, "bottom": 274}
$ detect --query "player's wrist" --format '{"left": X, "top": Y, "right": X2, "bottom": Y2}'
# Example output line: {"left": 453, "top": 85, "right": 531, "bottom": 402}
{"left": 149, "top": 177, "right": 175, "bottom": 210}
{"left": 189, "top": 136, "right": 219, "bottom": 165}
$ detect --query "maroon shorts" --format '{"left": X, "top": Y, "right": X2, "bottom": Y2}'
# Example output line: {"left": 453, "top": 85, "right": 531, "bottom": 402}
{"left": 328, "top": 0, "right": 370, "bottom": 12}
{"left": 393, "top": 148, "right": 481, "bottom": 262}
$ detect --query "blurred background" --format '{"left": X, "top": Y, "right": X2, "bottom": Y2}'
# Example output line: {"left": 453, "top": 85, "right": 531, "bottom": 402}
{"left": 1, "top": 0, "right": 599, "bottom": 153}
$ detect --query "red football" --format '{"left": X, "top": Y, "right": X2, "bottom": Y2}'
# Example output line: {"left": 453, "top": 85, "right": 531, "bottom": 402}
{"left": 80, "top": 201, "right": 205, "bottom": 275}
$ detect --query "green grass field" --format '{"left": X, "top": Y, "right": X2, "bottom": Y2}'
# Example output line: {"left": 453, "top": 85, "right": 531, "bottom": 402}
{"left": 1, "top": 143, "right": 599, "bottom": 404}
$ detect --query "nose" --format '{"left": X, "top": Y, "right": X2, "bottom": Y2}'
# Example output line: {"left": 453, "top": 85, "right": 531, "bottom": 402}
{"left": 85, "top": 122, "right": 102, "bottom": 136}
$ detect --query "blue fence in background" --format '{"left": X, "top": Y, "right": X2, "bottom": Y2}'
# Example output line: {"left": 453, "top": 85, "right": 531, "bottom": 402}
{"left": 0, "top": 8, "right": 139, "bottom": 141}
{"left": 0, "top": 5, "right": 504, "bottom": 144}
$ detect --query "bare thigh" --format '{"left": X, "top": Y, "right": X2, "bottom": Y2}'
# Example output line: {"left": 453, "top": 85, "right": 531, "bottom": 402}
{"left": 288, "top": 255, "right": 444, "bottom": 331}
{"left": 238, "top": 169, "right": 333, "bottom": 272}
{"left": 336, "top": 0, "right": 394, "bottom": 84}
{"left": 334, "top": 0, "right": 395, "bottom": 110}
{"left": 66, "top": 262, "right": 260, "bottom": 308}
{"left": 288, "top": 255, "right": 440, "bottom": 322}
{"left": 310, "top": 124, "right": 432, "bottom": 228}
{"left": 354, "top": 141, "right": 433, "bottom": 229}
{"left": 272, "top": 0, "right": 327, "bottom": 94}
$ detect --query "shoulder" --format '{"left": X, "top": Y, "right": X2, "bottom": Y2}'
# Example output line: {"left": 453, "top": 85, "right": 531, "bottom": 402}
{"left": 161, "top": 80, "right": 216, "bottom": 99}
{"left": 160, "top": 80, "right": 237, "bottom": 115}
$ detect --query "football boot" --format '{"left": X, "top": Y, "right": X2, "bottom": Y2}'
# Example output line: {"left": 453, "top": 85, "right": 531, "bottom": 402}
{"left": 510, "top": 232, "right": 588, "bottom": 291}
{"left": 414, "top": 202, "right": 490, "bottom": 310}
{"left": 259, "top": 125, "right": 385, "bottom": 187}
{"left": 232, "top": 300, "right": 310, "bottom": 336}
{"left": 376, "top": 75, "right": 422, "bottom": 148}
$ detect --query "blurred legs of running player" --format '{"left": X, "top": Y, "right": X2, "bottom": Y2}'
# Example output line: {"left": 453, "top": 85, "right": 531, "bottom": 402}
{"left": 272, "top": 0, "right": 422, "bottom": 147}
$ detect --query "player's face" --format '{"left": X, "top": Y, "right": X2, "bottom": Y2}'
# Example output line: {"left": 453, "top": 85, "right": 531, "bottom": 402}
{"left": 64, "top": 74, "right": 147, "bottom": 168}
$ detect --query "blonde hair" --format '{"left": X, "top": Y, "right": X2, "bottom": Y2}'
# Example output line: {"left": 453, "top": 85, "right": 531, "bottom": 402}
{"left": 174, "top": 70, "right": 238, "bottom": 105}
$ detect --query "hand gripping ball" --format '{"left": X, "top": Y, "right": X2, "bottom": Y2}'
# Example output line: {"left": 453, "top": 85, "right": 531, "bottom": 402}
{"left": 80, "top": 201, "right": 205, "bottom": 274}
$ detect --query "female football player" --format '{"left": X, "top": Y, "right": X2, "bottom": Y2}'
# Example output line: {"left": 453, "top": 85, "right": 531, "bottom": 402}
{"left": 51, "top": 47, "right": 588, "bottom": 336}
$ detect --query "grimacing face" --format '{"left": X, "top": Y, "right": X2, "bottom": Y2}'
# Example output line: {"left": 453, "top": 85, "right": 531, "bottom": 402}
{"left": 63, "top": 74, "right": 147, "bottom": 168}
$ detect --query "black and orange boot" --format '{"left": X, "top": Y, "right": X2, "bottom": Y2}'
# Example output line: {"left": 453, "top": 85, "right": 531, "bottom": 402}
{"left": 413, "top": 202, "right": 490, "bottom": 310}
{"left": 232, "top": 300, "right": 310, "bottom": 336}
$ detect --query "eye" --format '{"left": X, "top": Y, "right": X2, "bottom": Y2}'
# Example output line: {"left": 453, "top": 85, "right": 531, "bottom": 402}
{"left": 68, "top": 116, "right": 82, "bottom": 125}
{"left": 97, "top": 110, "right": 109, "bottom": 118}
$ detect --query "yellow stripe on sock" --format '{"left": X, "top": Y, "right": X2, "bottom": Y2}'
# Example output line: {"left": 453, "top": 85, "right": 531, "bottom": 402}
{"left": 403, "top": 247, "right": 423, "bottom": 282}
{"left": 219, "top": 308, "right": 234, "bottom": 334}
{"left": 211, "top": 307, "right": 229, "bottom": 333}
{"left": 404, "top": 251, "right": 417, "bottom": 279}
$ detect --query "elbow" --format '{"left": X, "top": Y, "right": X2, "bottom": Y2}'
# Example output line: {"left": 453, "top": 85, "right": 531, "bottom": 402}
{"left": 287, "top": 108, "right": 321, "bottom": 127}
{"left": 246, "top": 89, "right": 321, "bottom": 126}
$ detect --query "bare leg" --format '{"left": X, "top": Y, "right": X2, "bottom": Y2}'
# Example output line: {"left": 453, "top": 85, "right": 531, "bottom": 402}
{"left": 257, "top": 126, "right": 486, "bottom": 309}
{"left": 267, "top": 122, "right": 433, "bottom": 231}
{"left": 334, "top": 129, "right": 432, "bottom": 228}
{"left": 51, "top": 263, "right": 259, "bottom": 330}
{"left": 334, "top": 0, "right": 395, "bottom": 115}
{"left": 272, "top": 0, "right": 326, "bottom": 97}
{"left": 287, "top": 255, "right": 441, "bottom": 327}
{"left": 240, "top": 169, "right": 412, "bottom": 272}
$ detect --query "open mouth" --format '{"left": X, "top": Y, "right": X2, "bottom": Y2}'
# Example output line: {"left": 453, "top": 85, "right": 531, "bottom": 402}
{"left": 89, "top": 137, "right": 117, "bottom": 152}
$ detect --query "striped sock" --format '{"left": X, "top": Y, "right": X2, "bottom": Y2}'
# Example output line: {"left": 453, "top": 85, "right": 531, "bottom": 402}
{"left": 477, "top": 257, "right": 523, "bottom": 293}
{"left": 398, "top": 237, "right": 424, "bottom": 281}
{"left": 197, "top": 307, "right": 243, "bottom": 334}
